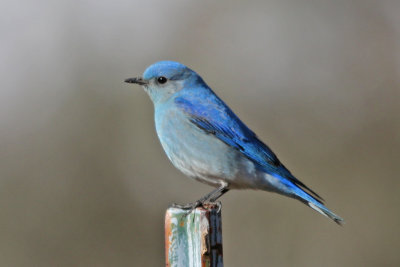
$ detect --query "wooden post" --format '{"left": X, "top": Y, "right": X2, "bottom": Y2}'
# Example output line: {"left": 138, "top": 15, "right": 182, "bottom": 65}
{"left": 165, "top": 203, "right": 223, "bottom": 267}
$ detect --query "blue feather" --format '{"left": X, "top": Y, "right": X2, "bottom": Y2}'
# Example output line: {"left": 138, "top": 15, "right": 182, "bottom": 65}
{"left": 128, "top": 60, "right": 343, "bottom": 224}
{"left": 175, "top": 86, "right": 324, "bottom": 202}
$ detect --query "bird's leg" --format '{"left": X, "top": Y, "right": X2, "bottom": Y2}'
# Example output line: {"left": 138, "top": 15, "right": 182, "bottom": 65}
{"left": 208, "top": 186, "right": 229, "bottom": 202}
{"left": 170, "top": 187, "right": 218, "bottom": 210}
{"left": 170, "top": 184, "right": 229, "bottom": 212}
{"left": 195, "top": 183, "right": 229, "bottom": 206}
{"left": 207, "top": 186, "right": 229, "bottom": 213}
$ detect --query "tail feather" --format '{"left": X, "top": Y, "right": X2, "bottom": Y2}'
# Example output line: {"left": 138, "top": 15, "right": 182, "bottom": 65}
{"left": 294, "top": 188, "right": 344, "bottom": 225}
{"left": 268, "top": 173, "right": 344, "bottom": 224}
{"left": 307, "top": 201, "right": 344, "bottom": 225}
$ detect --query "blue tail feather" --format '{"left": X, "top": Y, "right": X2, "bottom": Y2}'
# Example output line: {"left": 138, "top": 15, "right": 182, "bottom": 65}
{"left": 275, "top": 174, "right": 344, "bottom": 225}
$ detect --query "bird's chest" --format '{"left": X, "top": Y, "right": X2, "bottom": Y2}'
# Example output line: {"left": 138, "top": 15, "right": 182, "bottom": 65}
{"left": 154, "top": 106, "right": 236, "bottom": 180}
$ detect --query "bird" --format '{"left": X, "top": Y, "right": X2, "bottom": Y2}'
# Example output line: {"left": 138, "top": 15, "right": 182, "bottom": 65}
{"left": 125, "top": 61, "right": 343, "bottom": 225}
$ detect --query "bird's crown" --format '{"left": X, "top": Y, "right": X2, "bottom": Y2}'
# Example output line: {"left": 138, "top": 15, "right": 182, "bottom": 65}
{"left": 143, "top": 61, "right": 193, "bottom": 81}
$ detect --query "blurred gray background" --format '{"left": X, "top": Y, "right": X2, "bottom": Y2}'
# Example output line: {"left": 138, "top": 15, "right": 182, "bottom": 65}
{"left": 1, "top": 0, "right": 399, "bottom": 266}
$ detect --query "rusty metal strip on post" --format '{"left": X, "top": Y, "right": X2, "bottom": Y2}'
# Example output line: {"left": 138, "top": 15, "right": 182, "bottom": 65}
{"left": 165, "top": 203, "right": 223, "bottom": 267}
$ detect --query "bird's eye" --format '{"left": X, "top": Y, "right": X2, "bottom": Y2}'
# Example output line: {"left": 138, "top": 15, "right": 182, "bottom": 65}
{"left": 157, "top": 76, "right": 168, "bottom": 84}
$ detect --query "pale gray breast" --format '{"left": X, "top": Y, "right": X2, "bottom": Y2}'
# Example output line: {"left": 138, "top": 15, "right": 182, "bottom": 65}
{"left": 154, "top": 105, "right": 239, "bottom": 182}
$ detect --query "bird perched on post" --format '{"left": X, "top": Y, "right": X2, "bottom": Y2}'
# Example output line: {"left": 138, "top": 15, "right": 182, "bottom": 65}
{"left": 125, "top": 61, "right": 343, "bottom": 225}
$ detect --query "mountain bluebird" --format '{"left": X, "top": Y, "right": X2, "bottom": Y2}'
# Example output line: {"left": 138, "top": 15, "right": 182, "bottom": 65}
{"left": 125, "top": 61, "right": 343, "bottom": 224}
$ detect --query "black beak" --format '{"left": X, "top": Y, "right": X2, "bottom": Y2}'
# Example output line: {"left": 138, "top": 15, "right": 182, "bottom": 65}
{"left": 124, "top": 77, "right": 148, "bottom": 85}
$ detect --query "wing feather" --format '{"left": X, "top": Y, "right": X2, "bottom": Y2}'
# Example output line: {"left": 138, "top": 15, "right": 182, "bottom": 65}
{"left": 174, "top": 93, "right": 324, "bottom": 202}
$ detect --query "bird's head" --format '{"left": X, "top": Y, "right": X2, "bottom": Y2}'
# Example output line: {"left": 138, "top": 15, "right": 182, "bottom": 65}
{"left": 125, "top": 61, "right": 202, "bottom": 104}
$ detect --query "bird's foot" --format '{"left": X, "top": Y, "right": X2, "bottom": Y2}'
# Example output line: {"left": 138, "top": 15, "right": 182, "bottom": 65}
{"left": 169, "top": 200, "right": 222, "bottom": 213}
{"left": 170, "top": 201, "right": 202, "bottom": 212}
{"left": 203, "top": 200, "right": 222, "bottom": 213}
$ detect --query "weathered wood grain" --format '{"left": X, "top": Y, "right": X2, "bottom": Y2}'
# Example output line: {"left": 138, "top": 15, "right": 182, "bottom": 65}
{"left": 165, "top": 203, "right": 223, "bottom": 267}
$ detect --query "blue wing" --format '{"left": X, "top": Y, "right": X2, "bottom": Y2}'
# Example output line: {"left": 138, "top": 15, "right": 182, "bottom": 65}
{"left": 174, "top": 88, "right": 324, "bottom": 202}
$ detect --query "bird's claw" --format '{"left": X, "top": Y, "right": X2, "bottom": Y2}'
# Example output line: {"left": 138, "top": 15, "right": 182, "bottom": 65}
{"left": 170, "top": 201, "right": 202, "bottom": 212}
{"left": 169, "top": 200, "right": 222, "bottom": 213}
{"left": 212, "top": 201, "right": 222, "bottom": 213}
